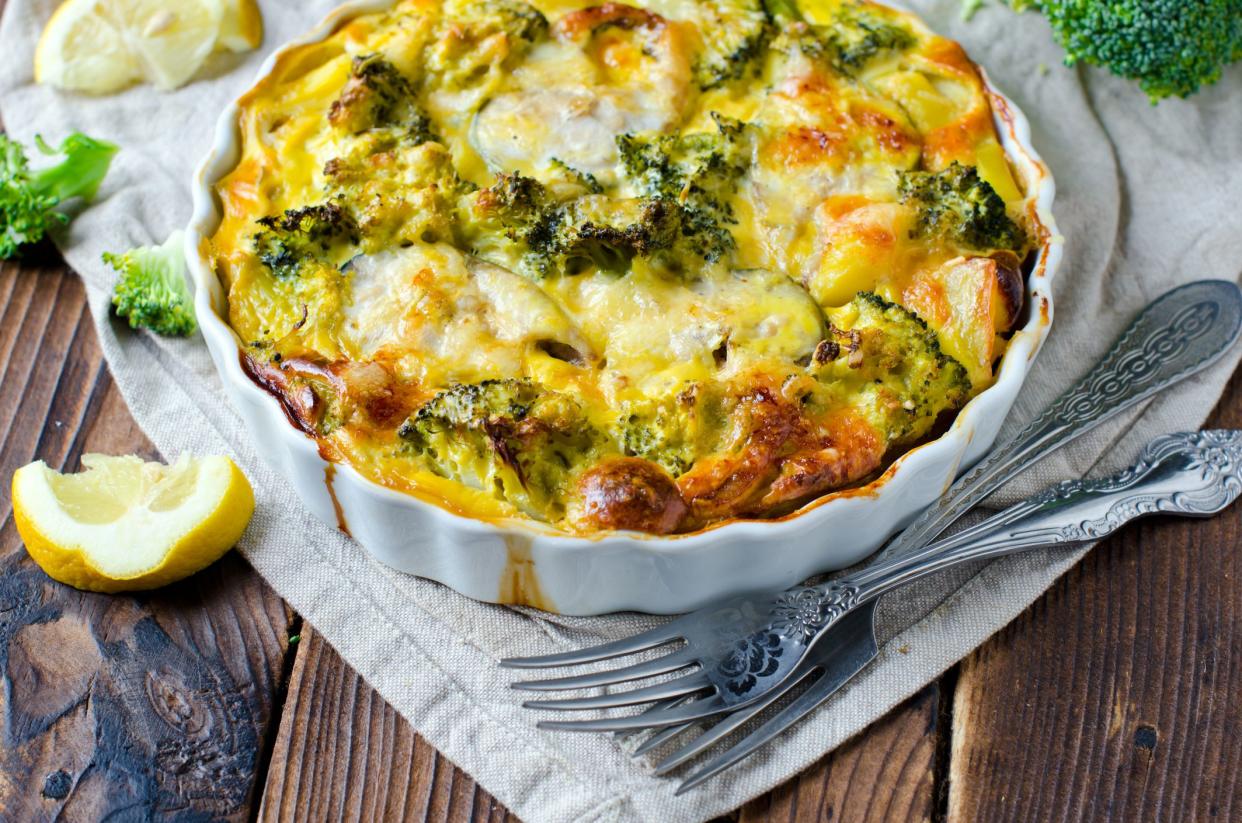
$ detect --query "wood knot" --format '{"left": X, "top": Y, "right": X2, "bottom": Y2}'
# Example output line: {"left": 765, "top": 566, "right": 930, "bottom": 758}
{"left": 42, "top": 769, "right": 72, "bottom": 799}
{"left": 145, "top": 671, "right": 206, "bottom": 735}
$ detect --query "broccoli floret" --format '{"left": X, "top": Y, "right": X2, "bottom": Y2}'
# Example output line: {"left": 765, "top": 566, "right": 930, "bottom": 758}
{"left": 473, "top": 173, "right": 679, "bottom": 276}
{"left": 486, "top": 0, "right": 550, "bottom": 42}
{"left": 693, "top": 0, "right": 772, "bottom": 89}
{"left": 106, "top": 230, "right": 196, "bottom": 337}
{"left": 329, "top": 55, "right": 438, "bottom": 142}
{"left": 618, "top": 388, "right": 716, "bottom": 476}
{"left": 1, "top": 132, "right": 117, "bottom": 259}
{"left": 616, "top": 113, "right": 752, "bottom": 264}
{"left": 1015, "top": 0, "right": 1242, "bottom": 102}
{"left": 772, "top": 1, "right": 915, "bottom": 75}
{"left": 818, "top": 292, "right": 971, "bottom": 442}
{"left": 898, "top": 162, "right": 1027, "bottom": 254}
{"left": 252, "top": 202, "right": 359, "bottom": 279}
{"left": 398, "top": 379, "right": 601, "bottom": 513}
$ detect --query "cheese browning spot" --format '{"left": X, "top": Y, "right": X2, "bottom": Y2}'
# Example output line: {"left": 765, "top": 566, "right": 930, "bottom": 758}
{"left": 213, "top": 0, "right": 1037, "bottom": 534}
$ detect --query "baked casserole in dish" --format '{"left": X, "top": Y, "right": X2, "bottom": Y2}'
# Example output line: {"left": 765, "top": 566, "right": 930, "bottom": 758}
{"left": 191, "top": 0, "right": 1059, "bottom": 612}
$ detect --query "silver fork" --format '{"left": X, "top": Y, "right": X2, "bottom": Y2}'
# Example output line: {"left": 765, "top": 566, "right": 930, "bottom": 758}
{"left": 500, "top": 280, "right": 1242, "bottom": 731}
{"left": 652, "top": 428, "right": 1242, "bottom": 790}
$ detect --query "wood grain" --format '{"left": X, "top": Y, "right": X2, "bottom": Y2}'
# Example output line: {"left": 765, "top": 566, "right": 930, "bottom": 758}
{"left": 260, "top": 628, "right": 943, "bottom": 822}
{"left": 948, "top": 372, "right": 1242, "bottom": 823}
{"left": 259, "top": 627, "right": 517, "bottom": 823}
{"left": 738, "top": 683, "right": 945, "bottom": 823}
{"left": 0, "top": 258, "right": 296, "bottom": 821}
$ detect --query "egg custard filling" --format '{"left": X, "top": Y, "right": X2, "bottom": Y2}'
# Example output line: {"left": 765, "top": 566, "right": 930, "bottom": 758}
{"left": 211, "top": 0, "right": 1039, "bottom": 534}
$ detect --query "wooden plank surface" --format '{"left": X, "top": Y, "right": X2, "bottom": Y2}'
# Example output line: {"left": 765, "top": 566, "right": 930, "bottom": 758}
{"left": 260, "top": 627, "right": 942, "bottom": 823}
{"left": 0, "top": 256, "right": 295, "bottom": 821}
{"left": 948, "top": 372, "right": 1242, "bottom": 823}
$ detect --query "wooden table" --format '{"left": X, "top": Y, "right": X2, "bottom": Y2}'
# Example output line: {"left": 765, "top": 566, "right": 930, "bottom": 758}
{"left": 2, "top": 249, "right": 1239, "bottom": 822}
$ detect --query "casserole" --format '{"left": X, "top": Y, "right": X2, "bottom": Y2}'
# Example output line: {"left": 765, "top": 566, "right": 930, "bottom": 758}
{"left": 188, "top": 0, "right": 1061, "bottom": 614}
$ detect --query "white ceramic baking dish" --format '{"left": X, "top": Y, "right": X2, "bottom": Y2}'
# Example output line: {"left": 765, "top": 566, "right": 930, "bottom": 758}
{"left": 187, "top": 0, "right": 1062, "bottom": 615}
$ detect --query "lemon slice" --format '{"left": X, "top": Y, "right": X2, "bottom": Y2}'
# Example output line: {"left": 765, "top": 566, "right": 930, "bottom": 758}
{"left": 12, "top": 453, "right": 255, "bottom": 593}
{"left": 36, "top": 0, "right": 225, "bottom": 93}
{"left": 217, "top": 0, "right": 263, "bottom": 53}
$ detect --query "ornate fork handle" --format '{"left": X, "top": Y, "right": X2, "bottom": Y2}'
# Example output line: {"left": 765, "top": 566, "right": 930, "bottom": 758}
{"left": 887, "top": 280, "right": 1242, "bottom": 557}
{"left": 793, "top": 430, "right": 1242, "bottom": 627}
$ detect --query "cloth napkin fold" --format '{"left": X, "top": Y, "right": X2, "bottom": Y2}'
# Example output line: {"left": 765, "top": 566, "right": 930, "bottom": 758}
{"left": 3, "top": 1, "right": 1240, "bottom": 820}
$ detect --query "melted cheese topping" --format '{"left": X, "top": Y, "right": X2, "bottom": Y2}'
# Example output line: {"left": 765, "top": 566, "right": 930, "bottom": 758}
{"left": 212, "top": 0, "right": 1037, "bottom": 534}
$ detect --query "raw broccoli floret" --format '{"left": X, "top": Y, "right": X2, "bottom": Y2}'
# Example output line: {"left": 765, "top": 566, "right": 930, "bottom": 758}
{"left": 1, "top": 132, "right": 117, "bottom": 259}
{"left": 693, "top": 0, "right": 772, "bottom": 89}
{"left": 106, "top": 230, "right": 196, "bottom": 337}
{"left": 898, "top": 162, "right": 1027, "bottom": 254}
{"left": 1015, "top": 0, "right": 1242, "bottom": 102}
{"left": 252, "top": 203, "right": 359, "bottom": 279}
{"left": 329, "top": 55, "right": 438, "bottom": 141}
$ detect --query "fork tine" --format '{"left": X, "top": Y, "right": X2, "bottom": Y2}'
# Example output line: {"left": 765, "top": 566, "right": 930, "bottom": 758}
{"left": 522, "top": 670, "right": 709, "bottom": 711}
{"left": 652, "top": 661, "right": 819, "bottom": 774}
{"left": 631, "top": 721, "right": 694, "bottom": 757}
{"left": 511, "top": 650, "right": 697, "bottom": 692}
{"left": 499, "top": 624, "right": 683, "bottom": 670}
{"left": 614, "top": 695, "right": 693, "bottom": 746}
{"left": 674, "top": 667, "right": 840, "bottom": 794}
{"left": 536, "top": 693, "right": 731, "bottom": 732}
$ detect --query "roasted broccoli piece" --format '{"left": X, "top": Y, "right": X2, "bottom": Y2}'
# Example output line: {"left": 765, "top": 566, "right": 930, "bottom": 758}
{"left": 616, "top": 113, "right": 752, "bottom": 263}
{"left": 1012, "top": 0, "right": 1242, "bottom": 102}
{"left": 429, "top": 0, "right": 549, "bottom": 86}
{"left": 693, "top": 0, "right": 772, "bottom": 89}
{"left": 329, "top": 55, "right": 438, "bottom": 142}
{"left": 1, "top": 132, "right": 117, "bottom": 259}
{"left": 618, "top": 387, "right": 717, "bottom": 476}
{"left": 399, "top": 379, "right": 601, "bottom": 513}
{"left": 772, "top": 0, "right": 915, "bottom": 76}
{"left": 898, "top": 162, "right": 1027, "bottom": 254}
{"left": 252, "top": 202, "right": 359, "bottom": 279}
{"left": 485, "top": 0, "right": 550, "bottom": 43}
{"left": 818, "top": 292, "right": 971, "bottom": 442}
{"left": 473, "top": 173, "right": 678, "bottom": 276}
{"left": 106, "top": 230, "right": 196, "bottom": 337}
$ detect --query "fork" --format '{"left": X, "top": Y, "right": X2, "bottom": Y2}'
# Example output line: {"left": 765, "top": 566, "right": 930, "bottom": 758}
{"left": 653, "top": 428, "right": 1242, "bottom": 790}
{"left": 500, "top": 280, "right": 1242, "bottom": 733}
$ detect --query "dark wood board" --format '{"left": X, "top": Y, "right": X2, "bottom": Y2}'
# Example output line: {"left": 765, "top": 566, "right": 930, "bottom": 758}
{"left": 0, "top": 257, "right": 295, "bottom": 821}
{"left": 948, "top": 373, "right": 1242, "bottom": 823}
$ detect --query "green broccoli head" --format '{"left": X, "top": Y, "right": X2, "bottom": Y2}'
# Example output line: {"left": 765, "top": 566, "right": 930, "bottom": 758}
{"left": 817, "top": 292, "right": 971, "bottom": 443}
{"left": 1022, "top": 0, "right": 1242, "bottom": 102}
{"left": 252, "top": 202, "right": 359, "bottom": 279}
{"left": 692, "top": 0, "right": 772, "bottom": 89}
{"left": 772, "top": 0, "right": 915, "bottom": 75}
{"left": 106, "top": 230, "right": 196, "bottom": 337}
{"left": 398, "top": 379, "right": 601, "bottom": 514}
{"left": 473, "top": 172, "right": 680, "bottom": 276}
{"left": 1, "top": 132, "right": 117, "bottom": 259}
{"left": 616, "top": 113, "right": 752, "bottom": 264}
{"left": 898, "top": 162, "right": 1028, "bottom": 254}
{"left": 329, "top": 55, "right": 439, "bottom": 142}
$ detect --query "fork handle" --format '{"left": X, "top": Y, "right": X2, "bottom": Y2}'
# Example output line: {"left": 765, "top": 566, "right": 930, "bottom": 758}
{"left": 828, "top": 430, "right": 1242, "bottom": 610}
{"left": 885, "top": 280, "right": 1242, "bottom": 557}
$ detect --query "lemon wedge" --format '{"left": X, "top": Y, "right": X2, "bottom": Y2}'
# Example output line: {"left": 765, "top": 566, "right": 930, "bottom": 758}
{"left": 218, "top": 0, "right": 263, "bottom": 53}
{"left": 12, "top": 454, "right": 255, "bottom": 593}
{"left": 35, "top": 0, "right": 230, "bottom": 93}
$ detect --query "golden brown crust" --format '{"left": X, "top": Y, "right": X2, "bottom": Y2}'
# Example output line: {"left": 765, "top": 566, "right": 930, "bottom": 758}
{"left": 570, "top": 457, "right": 687, "bottom": 534}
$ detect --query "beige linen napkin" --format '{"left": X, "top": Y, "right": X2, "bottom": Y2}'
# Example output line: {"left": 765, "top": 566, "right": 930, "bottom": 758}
{"left": 2, "top": 1, "right": 1240, "bottom": 820}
